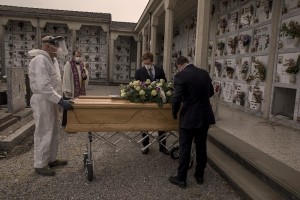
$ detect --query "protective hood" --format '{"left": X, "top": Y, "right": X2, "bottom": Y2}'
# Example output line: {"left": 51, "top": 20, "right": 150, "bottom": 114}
{"left": 28, "top": 49, "right": 50, "bottom": 57}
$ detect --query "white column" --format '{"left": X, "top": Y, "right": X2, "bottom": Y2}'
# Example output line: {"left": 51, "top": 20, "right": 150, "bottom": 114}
{"left": 150, "top": 16, "right": 159, "bottom": 64}
{"left": 109, "top": 33, "right": 119, "bottom": 82}
{"left": 163, "top": 0, "right": 177, "bottom": 80}
{"left": 194, "top": 0, "right": 211, "bottom": 69}
{"left": 142, "top": 28, "right": 148, "bottom": 53}
{"left": 67, "top": 23, "right": 82, "bottom": 52}
{"left": 109, "top": 38, "right": 115, "bottom": 82}
{"left": 137, "top": 37, "right": 142, "bottom": 69}
{"left": 264, "top": 0, "right": 282, "bottom": 119}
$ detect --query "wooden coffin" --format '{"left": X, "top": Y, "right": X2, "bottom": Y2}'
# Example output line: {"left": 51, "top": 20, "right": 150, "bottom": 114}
{"left": 65, "top": 96, "right": 178, "bottom": 132}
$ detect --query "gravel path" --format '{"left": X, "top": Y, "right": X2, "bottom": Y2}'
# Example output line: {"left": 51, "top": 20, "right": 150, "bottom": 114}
{"left": 0, "top": 85, "right": 241, "bottom": 200}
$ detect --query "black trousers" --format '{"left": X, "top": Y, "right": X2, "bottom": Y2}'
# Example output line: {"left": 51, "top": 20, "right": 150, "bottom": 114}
{"left": 177, "top": 124, "right": 209, "bottom": 181}
{"left": 61, "top": 95, "right": 70, "bottom": 127}
{"left": 142, "top": 131, "right": 166, "bottom": 150}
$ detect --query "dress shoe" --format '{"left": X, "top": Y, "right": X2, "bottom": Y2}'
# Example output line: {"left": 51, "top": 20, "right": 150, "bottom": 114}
{"left": 141, "top": 148, "right": 149, "bottom": 154}
{"left": 194, "top": 175, "right": 204, "bottom": 185}
{"left": 168, "top": 176, "right": 187, "bottom": 188}
{"left": 48, "top": 159, "right": 68, "bottom": 168}
{"left": 35, "top": 166, "right": 55, "bottom": 176}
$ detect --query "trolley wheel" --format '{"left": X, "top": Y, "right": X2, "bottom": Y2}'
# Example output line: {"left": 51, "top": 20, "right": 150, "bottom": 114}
{"left": 170, "top": 147, "right": 179, "bottom": 159}
{"left": 86, "top": 162, "right": 93, "bottom": 181}
{"left": 83, "top": 153, "right": 88, "bottom": 167}
{"left": 189, "top": 159, "right": 194, "bottom": 169}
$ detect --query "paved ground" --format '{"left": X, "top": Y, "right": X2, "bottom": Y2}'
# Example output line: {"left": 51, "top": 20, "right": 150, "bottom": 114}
{"left": 0, "top": 85, "right": 241, "bottom": 200}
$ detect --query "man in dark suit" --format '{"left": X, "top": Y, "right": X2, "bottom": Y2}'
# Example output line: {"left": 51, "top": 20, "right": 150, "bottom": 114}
{"left": 169, "top": 56, "right": 215, "bottom": 188}
{"left": 134, "top": 51, "right": 169, "bottom": 155}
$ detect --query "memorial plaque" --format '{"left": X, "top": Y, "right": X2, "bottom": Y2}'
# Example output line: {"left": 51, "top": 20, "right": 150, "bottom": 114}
{"left": 252, "top": 24, "right": 271, "bottom": 53}
{"left": 240, "top": 3, "right": 255, "bottom": 28}
{"left": 222, "top": 81, "right": 234, "bottom": 103}
{"left": 276, "top": 53, "right": 300, "bottom": 84}
{"left": 255, "top": 0, "right": 273, "bottom": 23}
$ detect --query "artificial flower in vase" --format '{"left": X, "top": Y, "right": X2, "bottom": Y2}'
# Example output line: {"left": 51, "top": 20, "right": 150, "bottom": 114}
{"left": 280, "top": 21, "right": 300, "bottom": 47}
{"left": 284, "top": 55, "right": 300, "bottom": 84}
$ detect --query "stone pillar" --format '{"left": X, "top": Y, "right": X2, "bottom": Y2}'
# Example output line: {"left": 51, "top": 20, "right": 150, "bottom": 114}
{"left": 194, "top": 0, "right": 211, "bottom": 69}
{"left": 36, "top": 20, "right": 42, "bottom": 49}
{"left": 263, "top": 0, "right": 282, "bottom": 119}
{"left": 109, "top": 33, "right": 118, "bottom": 82}
{"left": 71, "top": 29, "right": 76, "bottom": 51}
{"left": 142, "top": 28, "right": 148, "bottom": 53}
{"left": 163, "top": 0, "right": 177, "bottom": 80}
{"left": 0, "top": 25, "right": 5, "bottom": 77}
{"left": 102, "top": 25, "right": 110, "bottom": 84}
{"left": 67, "top": 23, "right": 82, "bottom": 52}
{"left": 150, "top": 16, "right": 159, "bottom": 64}
{"left": 7, "top": 67, "right": 26, "bottom": 113}
{"left": 136, "top": 36, "right": 142, "bottom": 69}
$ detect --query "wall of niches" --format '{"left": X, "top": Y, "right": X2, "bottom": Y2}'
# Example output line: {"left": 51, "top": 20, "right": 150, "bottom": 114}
{"left": 210, "top": 0, "right": 277, "bottom": 115}
{"left": 112, "top": 36, "right": 132, "bottom": 82}
{"left": 273, "top": 0, "right": 300, "bottom": 121}
{"left": 171, "top": 13, "right": 197, "bottom": 80}
{"left": 76, "top": 25, "right": 108, "bottom": 81}
{"left": 4, "top": 21, "right": 38, "bottom": 74}
{"left": 211, "top": 0, "right": 300, "bottom": 121}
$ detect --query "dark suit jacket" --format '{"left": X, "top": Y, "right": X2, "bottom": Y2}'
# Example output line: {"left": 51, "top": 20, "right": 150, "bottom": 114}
{"left": 172, "top": 64, "right": 215, "bottom": 129}
{"left": 134, "top": 65, "right": 167, "bottom": 82}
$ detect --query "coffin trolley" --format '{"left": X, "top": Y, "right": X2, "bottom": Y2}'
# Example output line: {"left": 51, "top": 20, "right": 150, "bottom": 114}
{"left": 66, "top": 96, "right": 181, "bottom": 181}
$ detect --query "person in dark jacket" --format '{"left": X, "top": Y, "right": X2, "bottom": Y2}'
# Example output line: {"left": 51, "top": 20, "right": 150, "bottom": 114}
{"left": 134, "top": 52, "right": 169, "bottom": 155}
{"left": 169, "top": 56, "right": 215, "bottom": 188}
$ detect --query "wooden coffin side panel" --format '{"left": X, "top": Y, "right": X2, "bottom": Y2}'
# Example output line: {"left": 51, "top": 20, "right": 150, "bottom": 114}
{"left": 65, "top": 107, "right": 178, "bottom": 132}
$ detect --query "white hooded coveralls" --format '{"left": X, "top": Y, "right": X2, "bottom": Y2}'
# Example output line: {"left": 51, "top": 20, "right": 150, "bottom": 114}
{"left": 28, "top": 50, "right": 62, "bottom": 168}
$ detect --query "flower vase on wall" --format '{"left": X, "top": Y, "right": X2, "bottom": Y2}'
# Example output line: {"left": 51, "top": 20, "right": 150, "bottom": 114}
{"left": 293, "top": 37, "right": 300, "bottom": 47}
{"left": 289, "top": 74, "right": 296, "bottom": 84}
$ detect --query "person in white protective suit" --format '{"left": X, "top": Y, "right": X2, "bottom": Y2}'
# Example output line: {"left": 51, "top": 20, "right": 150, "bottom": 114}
{"left": 28, "top": 36, "right": 72, "bottom": 176}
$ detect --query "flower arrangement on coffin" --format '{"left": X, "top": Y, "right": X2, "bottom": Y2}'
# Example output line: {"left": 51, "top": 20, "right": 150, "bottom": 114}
{"left": 120, "top": 79, "right": 173, "bottom": 108}
{"left": 227, "top": 36, "right": 239, "bottom": 54}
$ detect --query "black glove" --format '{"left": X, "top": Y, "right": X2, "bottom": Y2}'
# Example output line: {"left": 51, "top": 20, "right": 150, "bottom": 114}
{"left": 58, "top": 98, "right": 73, "bottom": 110}
{"left": 172, "top": 114, "right": 178, "bottom": 120}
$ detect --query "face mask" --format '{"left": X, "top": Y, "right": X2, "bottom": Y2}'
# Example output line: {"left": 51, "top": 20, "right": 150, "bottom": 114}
{"left": 144, "top": 64, "right": 152, "bottom": 70}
